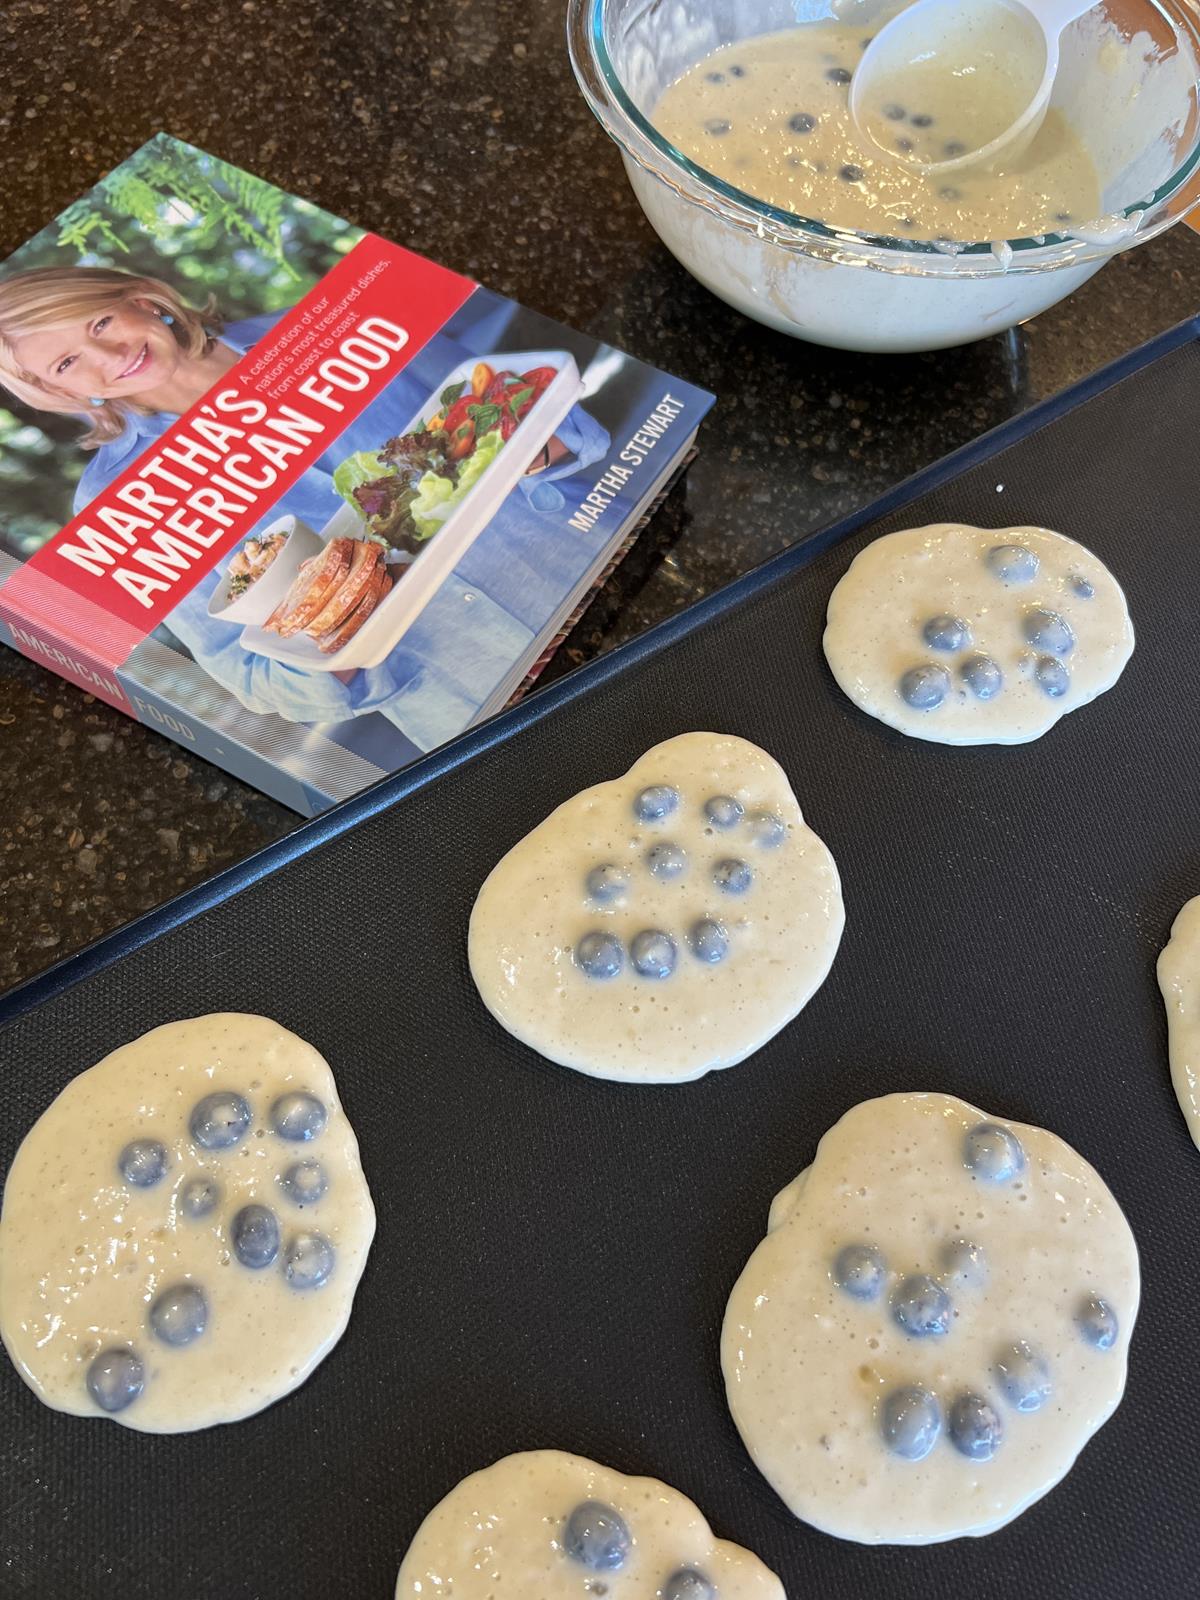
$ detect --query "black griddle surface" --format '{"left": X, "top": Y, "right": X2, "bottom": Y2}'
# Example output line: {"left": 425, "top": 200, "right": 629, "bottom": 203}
{"left": 3, "top": 326, "right": 1199, "bottom": 1600}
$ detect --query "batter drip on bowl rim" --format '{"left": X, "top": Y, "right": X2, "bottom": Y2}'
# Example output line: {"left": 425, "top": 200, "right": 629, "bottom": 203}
{"left": 468, "top": 731, "right": 844, "bottom": 1082}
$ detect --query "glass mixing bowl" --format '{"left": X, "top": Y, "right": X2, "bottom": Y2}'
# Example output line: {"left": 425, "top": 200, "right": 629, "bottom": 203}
{"left": 567, "top": 0, "right": 1200, "bottom": 352}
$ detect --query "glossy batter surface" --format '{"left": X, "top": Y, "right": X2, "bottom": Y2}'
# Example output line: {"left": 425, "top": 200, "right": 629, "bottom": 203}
{"left": 0, "top": 1014, "right": 375, "bottom": 1432}
{"left": 1157, "top": 895, "right": 1200, "bottom": 1151}
{"left": 654, "top": 22, "right": 1100, "bottom": 240}
{"left": 823, "top": 523, "right": 1134, "bottom": 744}
{"left": 395, "top": 1450, "right": 784, "bottom": 1599}
{"left": 468, "top": 733, "right": 844, "bottom": 1082}
{"left": 722, "top": 1092, "right": 1139, "bottom": 1544}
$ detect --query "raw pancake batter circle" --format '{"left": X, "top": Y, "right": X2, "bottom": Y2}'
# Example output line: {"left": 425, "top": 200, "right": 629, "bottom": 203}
{"left": 0, "top": 1013, "right": 375, "bottom": 1432}
{"left": 1157, "top": 895, "right": 1200, "bottom": 1151}
{"left": 823, "top": 523, "right": 1134, "bottom": 744}
{"left": 395, "top": 1450, "right": 784, "bottom": 1599}
{"left": 721, "top": 1092, "right": 1139, "bottom": 1544}
{"left": 468, "top": 732, "right": 844, "bottom": 1083}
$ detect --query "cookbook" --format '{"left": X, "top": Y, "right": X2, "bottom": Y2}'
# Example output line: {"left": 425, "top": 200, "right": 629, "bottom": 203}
{"left": 0, "top": 135, "right": 713, "bottom": 814}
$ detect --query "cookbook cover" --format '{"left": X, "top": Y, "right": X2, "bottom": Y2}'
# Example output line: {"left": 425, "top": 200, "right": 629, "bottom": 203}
{"left": 0, "top": 135, "right": 712, "bottom": 814}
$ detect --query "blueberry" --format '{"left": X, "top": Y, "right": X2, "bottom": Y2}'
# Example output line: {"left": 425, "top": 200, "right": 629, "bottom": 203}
{"left": 634, "top": 785, "right": 679, "bottom": 822}
{"left": 960, "top": 654, "right": 1003, "bottom": 700}
{"left": 270, "top": 1092, "right": 327, "bottom": 1143}
{"left": 1023, "top": 606, "right": 1075, "bottom": 655}
{"left": 940, "top": 1238, "right": 986, "bottom": 1288}
{"left": 86, "top": 1346, "right": 144, "bottom": 1413}
{"left": 948, "top": 1391, "right": 1004, "bottom": 1460}
{"left": 1035, "top": 655, "right": 1071, "bottom": 698}
{"left": 189, "top": 1091, "right": 251, "bottom": 1151}
{"left": 899, "top": 663, "right": 950, "bottom": 709}
{"left": 149, "top": 1283, "right": 208, "bottom": 1346}
{"left": 663, "top": 1571, "right": 715, "bottom": 1600}
{"left": 283, "top": 1231, "right": 336, "bottom": 1290}
{"left": 891, "top": 1274, "right": 952, "bottom": 1337}
{"left": 986, "top": 543, "right": 1039, "bottom": 583}
{"left": 704, "top": 118, "right": 731, "bottom": 136}
{"left": 705, "top": 71, "right": 726, "bottom": 84}
{"left": 940, "top": 186, "right": 962, "bottom": 202}
{"left": 1071, "top": 575, "right": 1095, "bottom": 599}
{"left": 118, "top": 1139, "right": 168, "bottom": 1188}
{"left": 964, "top": 1122, "right": 1025, "bottom": 1183}
{"left": 690, "top": 919, "right": 729, "bottom": 964}
{"left": 1076, "top": 1293, "right": 1119, "bottom": 1350}
{"left": 563, "top": 1501, "right": 630, "bottom": 1571}
{"left": 995, "top": 1340, "right": 1051, "bottom": 1412}
{"left": 1055, "top": 211, "right": 1074, "bottom": 223}
{"left": 713, "top": 858, "right": 753, "bottom": 895}
{"left": 730, "top": 64, "right": 746, "bottom": 77}
{"left": 576, "top": 931, "right": 624, "bottom": 980}
{"left": 746, "top": 810, "right": 786, "bottom": 848}
{"left": 631, "top": 930, "right": 677, "bottom": 979}
{"left": 179, "top": 1175, "right": 221, "bottom": 1220}
{"left": 944, "top": 141, "right": 967, "bottom": 157}
{"left": 279, "top": 1158, "right": 327, "bottom": 1207}
{"left": 895, "top": 137, "right": 914, "bottom": 153}
{"left": 833, "top": 1242, "right": 886, "bottom": 1300}
{"left": 840, "top": 164, "right": 866, "bottom": 183}
{"left": 789, "top": 112, "right": 816, "bottom": 133}
{"left": 586, "top": 864, "right": 629, "bottom": 902}
{"left": 231, "top": 1203, "right": 280, "bottom": 1269}
{"left": 881, "top": 1385, "right": 941, "bottom": 1460}
{"left": 646, "top": 842, "right": 688, "bottom": 880}
{"left": 911, "top": 112, "right": 935, "bottom": 127}
{"left": 923, "top": 614, "right": 971, "bottom": 652}
{"left": 826, "top": 66, "right": 852, "bottom": 84}
{"left": 704, "top": 794, "right": 743, "bottom": 829}
{"left": 883, "top": 102, "right": 907, "bottom": 120}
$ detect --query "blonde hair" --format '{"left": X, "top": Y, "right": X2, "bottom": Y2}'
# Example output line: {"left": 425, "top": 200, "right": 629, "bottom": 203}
{"left": 0, "top": 266, "right": 222, "bottom": 446}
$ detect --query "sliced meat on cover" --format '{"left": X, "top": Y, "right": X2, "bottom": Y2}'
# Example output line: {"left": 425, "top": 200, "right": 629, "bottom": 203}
{"left": 303, "top": 539, "right": 381, "bottom": 639}
{"left": 318, "top": 563, "right": 393, "bottom": 655}
{"left": 264, "top": 538, "right": 353, "bottom": 637}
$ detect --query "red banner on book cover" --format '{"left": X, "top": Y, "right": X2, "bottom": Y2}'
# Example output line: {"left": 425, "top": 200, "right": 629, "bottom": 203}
{"left": 0, "top": 235, "right": 475, "bottom": 695}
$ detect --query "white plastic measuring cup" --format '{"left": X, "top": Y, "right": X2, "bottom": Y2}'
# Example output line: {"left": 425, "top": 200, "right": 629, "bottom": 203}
{"left": 850, "top": 0, "right": 1100, "bottom": 175}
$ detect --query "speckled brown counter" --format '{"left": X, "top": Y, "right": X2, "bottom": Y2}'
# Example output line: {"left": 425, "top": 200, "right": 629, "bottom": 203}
{"left": 0, "top": 0, "right": 1197, "bottom": 994}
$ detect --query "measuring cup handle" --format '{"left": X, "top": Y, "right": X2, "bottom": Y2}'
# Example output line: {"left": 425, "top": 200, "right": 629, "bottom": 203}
{"left": 1029, "top": 0, "right": 1099, "bottom": 38}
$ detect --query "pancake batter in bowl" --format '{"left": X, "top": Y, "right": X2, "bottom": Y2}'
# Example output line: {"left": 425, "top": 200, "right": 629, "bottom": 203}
{"left": 653, "top": 21, "right": 1100, "bottom": 240}
{"left": 0, "top": 1013, "right": 375, "bottom": 1432}
{"left": 721, "top": 1092, "right": 1139, "bottom": 1544}
{"left": 395, "top": 1450, "right": 784, "bottom": 1598}
{"left": 823, "top": 523, "right": 1134, "bottom": 744}
{"left": 1157, "top": 895, "right": 1200, "bottom": 1150}
{"left": 468, "top": 732, "right": 844, "bottom": 1083}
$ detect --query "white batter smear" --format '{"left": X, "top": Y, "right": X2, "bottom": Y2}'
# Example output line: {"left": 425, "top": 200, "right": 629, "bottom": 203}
{"left": 0, "top": 1013, "right": 375, "bottom": 1433}
{"left": 722, "top": 1092, "right": 1139, "bottom": 1544}
{"left": 395, "top": 1449, "right": 784, "bottom": 1599}
{"left": 823, "top": 523, "right": 1134, "bottom": 744}
{"left": 468, "top": 732, "right": 844, "bottom": 1083}
{"left": 1157, "top": 895, "right": 1200, "bottom": 1151}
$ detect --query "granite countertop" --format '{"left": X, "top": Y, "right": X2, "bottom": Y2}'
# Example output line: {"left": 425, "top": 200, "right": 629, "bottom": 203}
{"left": 1, "top": 0, "right": 1197, "bottom": 993}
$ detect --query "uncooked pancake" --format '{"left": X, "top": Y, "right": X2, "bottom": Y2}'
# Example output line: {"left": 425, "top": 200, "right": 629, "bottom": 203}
{"left": 468, "top": 732, "right": 844, "bottom": 1082}
{"left": 1157, "top": 895, "right": 1200, "bottom": 1151}
{"left": 722, "top": 1091, "right": 1139, "bottom": 1543}
{"left": 395, "top": 1449, "right": 784, "bottom": 1598}
{"left": 0, "top": 1013, "right": 375, "bottom": 1433}
{"left": 823, "top": 523, "right": 1133, "bottom": 744}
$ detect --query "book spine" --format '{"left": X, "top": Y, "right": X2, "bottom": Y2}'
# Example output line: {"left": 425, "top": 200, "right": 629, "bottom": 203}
{"left": 0, "top": 613, "right": 130, "bottom": 713}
